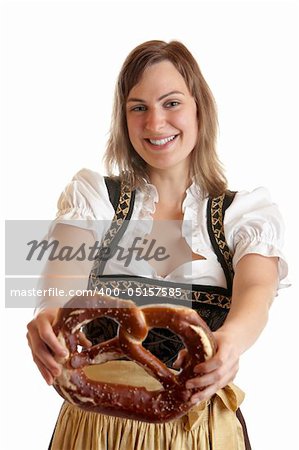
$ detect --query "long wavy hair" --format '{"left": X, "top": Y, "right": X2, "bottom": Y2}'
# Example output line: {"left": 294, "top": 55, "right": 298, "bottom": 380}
{"left": 104, "top": 40, "right": 227, "bottom": 197}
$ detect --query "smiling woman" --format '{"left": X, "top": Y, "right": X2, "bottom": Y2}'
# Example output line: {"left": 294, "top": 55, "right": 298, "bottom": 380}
{"left": 26, "top": 40, "right": 289, "bottom": 450}
{"left": 105, "top": 40, "right": 226, "bottom": 197}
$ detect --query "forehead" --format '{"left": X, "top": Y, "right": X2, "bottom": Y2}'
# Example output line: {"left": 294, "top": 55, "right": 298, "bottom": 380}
{"left": 128, "top": 60, "right": 190, "bottom": 98}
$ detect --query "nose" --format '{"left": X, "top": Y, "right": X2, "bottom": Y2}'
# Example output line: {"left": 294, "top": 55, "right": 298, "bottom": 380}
{"left": 145, "top": 108, "right": 166, "bottom": 133}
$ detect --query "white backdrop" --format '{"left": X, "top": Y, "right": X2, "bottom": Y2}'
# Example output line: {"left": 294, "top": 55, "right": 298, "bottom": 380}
{"left": 1, "top": 1, "right": 298, "bottom": 449}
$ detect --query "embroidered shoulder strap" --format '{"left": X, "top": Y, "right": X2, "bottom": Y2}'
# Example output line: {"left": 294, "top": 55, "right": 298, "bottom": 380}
{"left": 88, "top": 178, "right": 135, "bottom": 283}
{"left": 104, "top": 176, "right": 121, "bottom": 211}
{"left": 206, "top": 190, "right": 237, "bottom": 293}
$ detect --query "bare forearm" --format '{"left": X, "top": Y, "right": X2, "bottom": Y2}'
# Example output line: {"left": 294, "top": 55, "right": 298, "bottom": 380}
{"left": 218, "top": 254, "right": 278, "bottom": 355}
{"left": 186, "top": 255, "right": 279, "bottom": 403}
{"left": 34, "top": 224, "right": 95, "bottom": 314}
{"left": 219, "top": 284, "right": 274, "bottom": 355}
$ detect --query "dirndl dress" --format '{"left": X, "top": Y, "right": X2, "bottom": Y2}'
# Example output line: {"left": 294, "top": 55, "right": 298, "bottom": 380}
{"left": 49, "top": 178, "right": 251, "bottom": 450}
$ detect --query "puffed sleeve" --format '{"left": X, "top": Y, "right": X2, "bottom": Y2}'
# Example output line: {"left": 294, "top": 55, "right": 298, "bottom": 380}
{"left": 51, "top": 168, "right": 115, "bottom": 240}
{"left": 224, "top": 187, "right": 289, "bottom": 290}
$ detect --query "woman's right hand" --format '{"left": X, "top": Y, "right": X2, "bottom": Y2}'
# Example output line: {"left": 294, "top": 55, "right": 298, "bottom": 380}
{"left": 27, "top": 309, "right": 92, "bottom": 385}
{"left": 26, "top": 225, "right": 94, "bottom": 384}
{"left": 26, "top": 309, "right": 67, "bottom": 385}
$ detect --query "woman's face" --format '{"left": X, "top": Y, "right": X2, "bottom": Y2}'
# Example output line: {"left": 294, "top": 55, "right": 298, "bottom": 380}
{"left": 126, "top": 60, "right": 198, "bottom": 173}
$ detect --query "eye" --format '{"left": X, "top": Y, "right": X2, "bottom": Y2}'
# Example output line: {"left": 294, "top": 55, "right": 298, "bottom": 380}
{"left": 130, "top": 105, "right": 147, "bottom": 112}
{"left": 165, "top": 101, "right": 180, "bottom": 108}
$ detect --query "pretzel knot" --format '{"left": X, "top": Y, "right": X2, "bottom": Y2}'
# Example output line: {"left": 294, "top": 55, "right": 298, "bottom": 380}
{"left": 53, "top": 293, "right": 216, "bottom": 423}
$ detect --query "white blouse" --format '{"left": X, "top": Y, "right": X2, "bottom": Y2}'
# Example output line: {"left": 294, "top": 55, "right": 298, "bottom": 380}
{"left": 54, "top": 168, "right": 288, "bottom": 292}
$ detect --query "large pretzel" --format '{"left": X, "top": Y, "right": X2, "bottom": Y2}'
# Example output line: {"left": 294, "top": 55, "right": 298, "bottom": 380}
{"left": 53, "top": 293, "right": 216, "bottom": 423}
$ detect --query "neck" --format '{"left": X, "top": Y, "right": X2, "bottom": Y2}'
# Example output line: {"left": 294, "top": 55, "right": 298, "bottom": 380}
{"left": 148, "top": 164, "right": 192, "bottom": 207}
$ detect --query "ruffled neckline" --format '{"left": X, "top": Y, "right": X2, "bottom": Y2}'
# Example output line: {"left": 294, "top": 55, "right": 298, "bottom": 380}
{"left": 137, "top": 182, "right": 159, "bottom": 220}
{"left": 129, "top": 179, "right": 209, "bottom": 279}
{"left": 139, "top": 178, "right": 203, "bottom": 215}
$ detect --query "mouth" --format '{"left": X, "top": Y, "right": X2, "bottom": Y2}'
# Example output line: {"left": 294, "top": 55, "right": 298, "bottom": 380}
{"left": 145, "top": 134, "right": 178, "bottom": 148}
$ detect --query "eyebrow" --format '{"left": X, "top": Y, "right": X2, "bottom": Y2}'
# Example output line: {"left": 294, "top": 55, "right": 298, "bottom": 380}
{"left": 127, "top": 90, "right": 185, "bottom": 103}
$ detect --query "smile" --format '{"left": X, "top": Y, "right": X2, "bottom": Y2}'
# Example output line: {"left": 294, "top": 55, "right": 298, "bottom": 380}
{"left": 147, "top": 135, "right": 177, "bottom": 146}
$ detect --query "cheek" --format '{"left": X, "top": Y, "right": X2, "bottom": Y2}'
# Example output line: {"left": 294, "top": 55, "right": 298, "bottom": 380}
{"left": 191, "top": 117, "right": 199, "bottom": 142}
{"left": 188, "top": 107, "right": 199, "bottom": 142}
{"left": 127, "top": 116, "right": 142, "bottom": 141}
{"left": 126, "top": 116, "right": 133, "bottom": 135}
{"left": 177, "top": 112, "right": 198, "bottom": 140}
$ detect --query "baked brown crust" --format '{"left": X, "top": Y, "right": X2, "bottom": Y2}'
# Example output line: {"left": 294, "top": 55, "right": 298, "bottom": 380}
{"left": 53, "top": 293, "right": 216, "bottom": 423}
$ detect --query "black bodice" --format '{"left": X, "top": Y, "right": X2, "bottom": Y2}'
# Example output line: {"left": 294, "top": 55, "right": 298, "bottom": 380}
{"left": 84, "top": 178, "right": 236, "bottom": 367}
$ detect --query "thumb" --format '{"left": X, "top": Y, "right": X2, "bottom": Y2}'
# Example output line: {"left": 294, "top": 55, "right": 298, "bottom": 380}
{"left": 78, "top": 331, "right": 92, "bottom": 348}
{"left": 173, "top": 348, "right": 188, "bottom": 369}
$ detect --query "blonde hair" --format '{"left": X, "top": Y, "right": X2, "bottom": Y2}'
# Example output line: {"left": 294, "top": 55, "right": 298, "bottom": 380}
{"left": 104, "top": 40, "right": 227, "bottom": 197}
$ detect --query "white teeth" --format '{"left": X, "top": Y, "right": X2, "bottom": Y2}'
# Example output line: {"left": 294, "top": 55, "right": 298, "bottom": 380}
{"left": 149, "top": 135, "right": 176, "bottom": 146}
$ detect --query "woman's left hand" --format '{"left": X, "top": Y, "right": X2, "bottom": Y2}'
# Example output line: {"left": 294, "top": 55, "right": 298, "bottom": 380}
{"left": 185, "top": 330, "right": 241, "bottom": 404}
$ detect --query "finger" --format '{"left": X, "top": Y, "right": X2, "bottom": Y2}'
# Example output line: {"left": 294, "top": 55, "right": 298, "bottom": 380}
{"left": 193, "top": 356, "right": 223, "bottom": 374}
{"left": 78, "top": 331, "right": 92, "bottom": 348}
{"left": 187, "top": 361, "right": 239, "bottom": 391}
{"left": 186, "top": 370, "right": 220, "bottom": 389}
{"left": 173, "top": 349, "right": 187, "bottom": 369}
{"left": 35, "top": 342, "right": 63, "bottom": 377}
{"left": 27, "top": 329, "right": 63, "bottom": 376}
{"left": 190, "top": 385, "right": 215, "bottom": 404}
{"left": 33, "top": 354, "right": 55, "bottom": 385}
{"left": 37, "top": 317, "right": 68, "bottom": 357}
{"left": 189, "top": 367, "right": 236, "bottom": 403}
